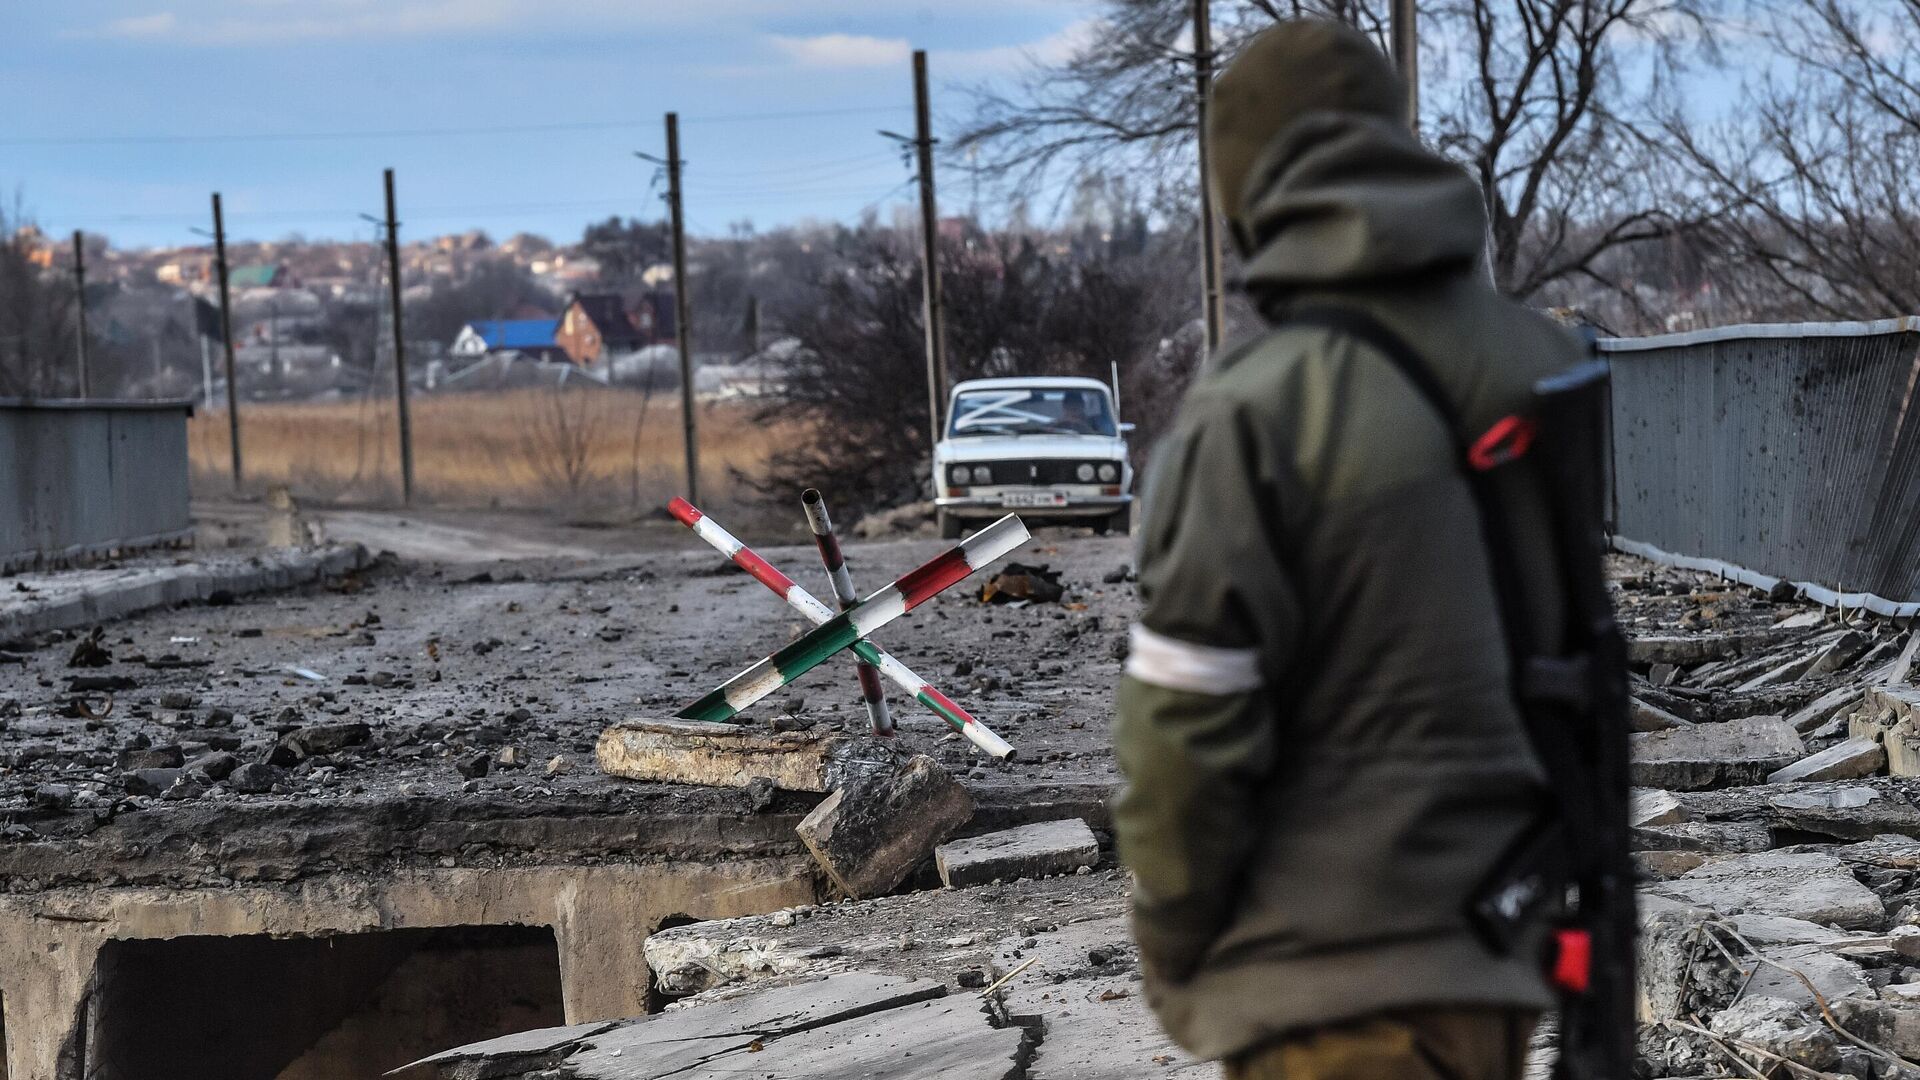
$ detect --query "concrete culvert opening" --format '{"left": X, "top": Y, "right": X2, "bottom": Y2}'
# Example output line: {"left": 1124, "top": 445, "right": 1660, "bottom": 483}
{"left": 81, "top": 925, "right": 564, "bottom": 1080}
{"left": 644, "top": 914, "right": 703, "bottom": 1014}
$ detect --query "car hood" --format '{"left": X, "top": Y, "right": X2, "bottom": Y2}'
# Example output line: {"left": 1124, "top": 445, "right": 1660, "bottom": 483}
{"left": 937, "top": 434, "right": 1126, "bottom": 462}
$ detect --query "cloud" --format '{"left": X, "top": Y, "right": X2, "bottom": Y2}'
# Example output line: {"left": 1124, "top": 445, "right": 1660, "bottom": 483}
{"left": 101, "top": 12, "right": 180, "bottom": 37}
{"left": 769, "top": 32, "right": 912, "bottom": 69}
{"left": 937, "top": 17, "right": 1101, "bottom": 74}
{"left": 81, "top": 1, "right": 518, "bottom": 43}
{"left": 77, "top": 1, "right": 1068, "bottom": 46}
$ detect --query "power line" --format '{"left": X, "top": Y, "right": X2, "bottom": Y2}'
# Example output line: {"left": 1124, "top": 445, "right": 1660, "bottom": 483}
{"left": 0, "top": 106, "right": 911, "bottom": 148}
{"left": 60, "top": 184, "right": 911, "bottom": 227}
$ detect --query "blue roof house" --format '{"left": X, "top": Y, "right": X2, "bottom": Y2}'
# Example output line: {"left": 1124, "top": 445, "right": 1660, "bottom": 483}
{"left": 450, "top": 319, "right": 562, "bottom": 362}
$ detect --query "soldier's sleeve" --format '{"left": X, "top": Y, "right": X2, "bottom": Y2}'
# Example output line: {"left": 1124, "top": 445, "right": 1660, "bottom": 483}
{"left": 1113, "top": 393, "right": 1302, "bottom": 985}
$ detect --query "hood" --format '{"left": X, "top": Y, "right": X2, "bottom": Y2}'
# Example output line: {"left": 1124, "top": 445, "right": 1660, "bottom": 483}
{"left": 938, "top": 432, "right": 1126, "bottom": 463}
{"left": 1233, "top": 111, "right": 1488, "bottom": 295}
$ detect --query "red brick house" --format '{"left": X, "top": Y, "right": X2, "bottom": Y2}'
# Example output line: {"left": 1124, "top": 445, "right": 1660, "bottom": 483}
{"left": 555, "top": 293, "right": 645, "bottom": 366}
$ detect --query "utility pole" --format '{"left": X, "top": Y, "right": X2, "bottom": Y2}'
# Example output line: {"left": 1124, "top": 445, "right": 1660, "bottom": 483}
{"left": 71, "top": 230, "right": 91, "bottom": 397}
{"left": 1193, "top": 0, "right": 1225, "bottom": 354}
{"left": 382, "top": 167, "right": 415, "bottom": 506}
{"left": 1391, "top": 0, "right": 1419, "bottom": 133}
{"left": 212, "top": 193, "right": 243, "bottom": 492}
{"left": 664, "top": 113, "right": 699, "bottom": 504}
{"left": 912, "top": 50, "right": 947, "bottom": 454}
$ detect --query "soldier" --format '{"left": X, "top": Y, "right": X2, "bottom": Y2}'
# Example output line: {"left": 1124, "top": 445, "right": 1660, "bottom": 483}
{"left": 1114, "top": 18, "right": 1588, "bottom": 1080}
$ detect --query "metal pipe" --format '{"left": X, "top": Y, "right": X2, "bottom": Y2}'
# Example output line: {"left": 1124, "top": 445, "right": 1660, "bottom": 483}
{"left": 803, "top": 488, "right": 894, "bottom": 736}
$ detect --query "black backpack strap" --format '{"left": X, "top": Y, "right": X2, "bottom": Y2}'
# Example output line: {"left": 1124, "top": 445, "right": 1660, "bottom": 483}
{"left": 1283, "top": 304, "right": 1534, "bottom": 669}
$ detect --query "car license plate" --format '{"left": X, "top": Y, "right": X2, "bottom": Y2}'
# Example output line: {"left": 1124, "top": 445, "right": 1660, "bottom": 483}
{"left": 1002, "top": 490, "right": 1069, "bottom": 508}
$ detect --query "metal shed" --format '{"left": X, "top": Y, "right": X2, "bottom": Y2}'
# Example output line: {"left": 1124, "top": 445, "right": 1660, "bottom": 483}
{"left": 1, "top": 398, "right": 195, "bottom": 572}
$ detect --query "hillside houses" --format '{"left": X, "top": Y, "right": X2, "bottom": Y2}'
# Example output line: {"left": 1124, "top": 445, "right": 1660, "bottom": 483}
{"left": 449, "top": 319, "right": 565, "bottom": 363}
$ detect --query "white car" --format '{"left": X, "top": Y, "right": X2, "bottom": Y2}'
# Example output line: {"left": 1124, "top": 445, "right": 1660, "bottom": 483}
{"left": 932, "top": 376, "right": 1134, "bottom": 539}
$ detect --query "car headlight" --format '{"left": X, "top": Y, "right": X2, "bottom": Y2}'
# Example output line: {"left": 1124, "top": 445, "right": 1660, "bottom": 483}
{"left": 1075, "top": 463, "right": 1096, "bottom": 482}
{"left": 970, "top": 465, "right": 993, "bottom": 485}
{"left": 1098, "top": 462, "right": 1119, "bottom": 483}
{"left": 948, "top": 465, "right": 969, "bottom": 485}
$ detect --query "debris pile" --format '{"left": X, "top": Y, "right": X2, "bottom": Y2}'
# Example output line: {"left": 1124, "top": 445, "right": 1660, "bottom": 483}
{"left": 980, "top": 563, "right": 1066, "bottom": 605}
{"left": 1614, "top": 559, "right": 1920, "bottom": 1077}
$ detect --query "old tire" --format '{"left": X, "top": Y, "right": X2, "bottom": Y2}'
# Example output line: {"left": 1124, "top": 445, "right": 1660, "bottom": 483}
{"left": 938, "top": 509, "right": 963, "bottom": 540}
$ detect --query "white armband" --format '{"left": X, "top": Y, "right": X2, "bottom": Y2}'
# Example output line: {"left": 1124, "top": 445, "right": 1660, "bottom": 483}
{"left": 1123, "top": 624, "right": 1263, "bottom": 695}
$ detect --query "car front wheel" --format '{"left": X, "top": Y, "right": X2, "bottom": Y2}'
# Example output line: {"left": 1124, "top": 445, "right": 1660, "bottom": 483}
{"left": 938, "top": 508, "right": 963, "bottom": 540}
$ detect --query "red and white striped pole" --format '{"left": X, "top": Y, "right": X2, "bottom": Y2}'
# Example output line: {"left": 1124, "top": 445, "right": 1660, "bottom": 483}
{"left": 666, "top": 497, "right": 1016, "bottom": 759}
{"left": 803, "top": 488, "right": 894, "bottom": 736}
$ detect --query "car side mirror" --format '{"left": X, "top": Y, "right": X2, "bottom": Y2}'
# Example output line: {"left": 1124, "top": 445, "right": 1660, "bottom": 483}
{"left": 1118, "top": 422, "right": 1136, "bottom": 433}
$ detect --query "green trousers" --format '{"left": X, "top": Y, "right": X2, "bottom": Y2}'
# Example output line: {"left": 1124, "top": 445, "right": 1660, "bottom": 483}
{"left": 1223, "top": 1008, "right": 1537, "bottom": 1080}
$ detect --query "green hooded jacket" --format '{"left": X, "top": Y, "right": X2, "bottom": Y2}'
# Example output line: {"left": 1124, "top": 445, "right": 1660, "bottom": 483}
{"left": 1113, "top": 25, "right": 1584, "bottom": 1062}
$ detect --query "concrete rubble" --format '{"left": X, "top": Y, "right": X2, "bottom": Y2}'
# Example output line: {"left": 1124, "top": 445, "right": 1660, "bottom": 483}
{"left": 6, "top": 522, "right": 1920, "bottom": 1079}
{"left": 595, "top": 718, "right": 897, "bottom": 793}
{"left": 798, "top": 753, "right": 974, "bottom": 898}
{"left": 0, "top": 524, "right": 1131, "bottom": 1080}
{"left": 936, "top": 818, "right": 1101, "bottom": 888}
{"left": 1612, "top": 555, "right": 1920, "bottom": 1077}
{"left": 394, "top": 972, "right": 1030, "bottom": 1080}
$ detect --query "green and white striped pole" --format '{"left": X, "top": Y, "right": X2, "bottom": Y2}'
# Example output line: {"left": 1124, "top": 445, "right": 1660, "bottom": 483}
{"left": 667, "top": 497, "right": 1019, "bottom": 759}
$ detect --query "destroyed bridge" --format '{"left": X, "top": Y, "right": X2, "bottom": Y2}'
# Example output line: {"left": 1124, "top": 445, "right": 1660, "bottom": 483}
{"left": 0, "top": 318, "right": 1917, "bottom": 1080}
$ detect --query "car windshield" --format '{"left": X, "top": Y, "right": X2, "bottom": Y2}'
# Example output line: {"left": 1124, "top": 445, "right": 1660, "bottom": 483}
{"left": 948, "top": 387, "right": 1116, "bottom": 437}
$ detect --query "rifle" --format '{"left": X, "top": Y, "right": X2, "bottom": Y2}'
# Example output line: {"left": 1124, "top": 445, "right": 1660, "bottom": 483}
{"left": 1510, "top": 360, "right": 1636, "bottom": 1080}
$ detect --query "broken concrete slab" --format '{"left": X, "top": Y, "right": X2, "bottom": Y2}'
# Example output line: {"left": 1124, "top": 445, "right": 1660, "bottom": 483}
{"left": 1768, "top": 737, "right": 1886, "bottom": 784}
{"left": 1873, "top": 632, "right": 1920, "bottom": 686}
{"left": 936, "top": 819, "right": 1100, "bottom": 888}
{"left": 1632, "top": 821, "right": 1772, "bottom": 854}
{"left": 1764, "top": 784, "right": 1920, "bottom": 843}
{"left": 1726, "top": 913, "right": 1854, "bottom": 949}
{"left": 596, "top": 719, "right": 897, "bottom": 792}
{"left": 0, "top": 544, "right": 372, "bottom": 642}
{"left": 1787, "top": 684, "right": 1866, "bottom": 733}
{"left": 1707, "top": 997, "right": 1844, "bottom": 1073}
{"left": 1630, "top": 788, "right": 1689, "bottom": 827}
{"left": 1650, "top": 850, "right": 1887, "bottom": 929}
{"left": 989, "top": 916, "right": 1207, "bottom": 1079}
{"left": 1631, "top": 715, "right": 1804, "bottom": 790}
{"left": 1833, "top": 835, "right": 1920, "bottom": 870}
{"left": 1637, "top": 899, "right": 1745, "bottom": 1020}
{"left": 1630, "top": 697, "right": 1693, "bottom": 733}
{"left": 1741, "top": 947, "right": 1874, "bottom": 1007}
{"left": 797, "top": 754, "right": 973, "bottom": 899}
{"left": 1629, "top": 631, "right": 1792, "bottom": 667}
{"left": 402, "top": 973, "right": 1026, "bottom": 1080}
{"left": 627, "top": 994, "right": 1028, "bottom": 1080}
{"left": 394, "top": 1020, "right": 619, "bottom": 1078}
{"left": 1831, "top": 996, "right": 1920, "bottom": 1059}
{"left": 1733, "top": 630, "right": 1865, "bottom": 692}
{"left": 1853, "top": 687, "right": 1920, "bottom": 777}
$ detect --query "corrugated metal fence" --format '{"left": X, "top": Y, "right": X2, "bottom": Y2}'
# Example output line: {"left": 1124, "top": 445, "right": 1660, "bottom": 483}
{"left": 1600, "top": 319, "right": 1920, "bottom": 616}
{"left": 0, "top": 399, "right": 194, "bottom": 572}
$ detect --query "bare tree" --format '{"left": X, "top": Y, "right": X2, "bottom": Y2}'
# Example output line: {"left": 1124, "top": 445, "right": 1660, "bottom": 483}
{"left": 0, "top": 199, "right": 86, "bottom": 397}
{"left": 753, "top": 226, "right": 1186, "bottom": 513}
{"left": 515, "top": 384, "right": 613, "bottom": 496}
{"left": 1667, "top": 0, "right": 1920, "bottom": 320}
{"left": 959, "top": 0, "right": 1717, "bottom": 303}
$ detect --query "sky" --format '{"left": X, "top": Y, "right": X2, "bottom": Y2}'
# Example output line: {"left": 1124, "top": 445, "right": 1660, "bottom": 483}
{"left": 1, "top": 1, "right": 1102, "bottom": 249}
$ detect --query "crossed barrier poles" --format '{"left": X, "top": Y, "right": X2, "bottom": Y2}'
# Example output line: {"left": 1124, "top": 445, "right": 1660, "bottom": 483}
{"left": 667, "top": 495, "right": 1021, "bottom": 760}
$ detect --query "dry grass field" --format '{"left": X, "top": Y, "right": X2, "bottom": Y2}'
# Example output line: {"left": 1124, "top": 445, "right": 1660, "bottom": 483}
{"left": 188, "top": 388, "right": 806, "bottom": 516}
